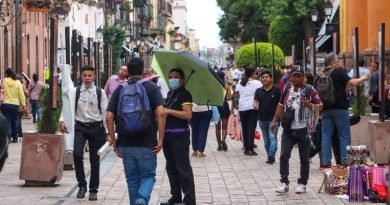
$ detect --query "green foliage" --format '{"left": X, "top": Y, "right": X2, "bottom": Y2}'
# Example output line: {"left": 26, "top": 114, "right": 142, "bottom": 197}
{"left": 268, "top": 16, "right": 303, "bottom": 57}
{"left": 262, "top": 0, "right": 324, "bottom": 23}
{"left": 352, "top": 85, "right": 368, "bottom": 116}
{"left": 236, "top": 42, "right": 284, "bottom": 68}
{"left": 216, "top": 0, "right": 268, "bottom": 43}
{"left": 216, "top": 0, "right": 324, "bottom": 44}
{"left": 167, "top": 29, "right": 176, "bottom": 37}
{"left": 102, "top": 26, "right": 125, "bottom": 79}
{"left": 37, "top": 86, "right": 62, "bottom": 134}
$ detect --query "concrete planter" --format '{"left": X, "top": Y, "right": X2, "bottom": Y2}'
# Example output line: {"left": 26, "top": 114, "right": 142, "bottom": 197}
{"left": 19, "top": 133, "right": 64, "bottom": 186}
{"left": 350, "top": 114, "right": 378, "bottom": 145}
{"left": 368, "top": 120, "right": 390, "bottom": 164}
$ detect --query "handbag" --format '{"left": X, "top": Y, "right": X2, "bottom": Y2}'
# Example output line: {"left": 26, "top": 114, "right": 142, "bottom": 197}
{"left": 281, "top": 108, "right": 294, "bottom": 131}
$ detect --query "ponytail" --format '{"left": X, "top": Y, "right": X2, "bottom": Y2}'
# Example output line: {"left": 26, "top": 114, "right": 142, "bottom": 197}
{"left": 240, "top": 65, "right": 256, "bottom": 87}
{"left": 240, "top": 76, "right": 249, "bottom": 86}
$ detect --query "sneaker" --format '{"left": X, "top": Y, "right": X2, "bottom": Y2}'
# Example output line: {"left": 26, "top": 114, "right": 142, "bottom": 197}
{"left": 191, "top": 151, "right": 198, "bottom": 157}
{"left": 295, "top": 184, "right": 306, "bottom": 194}
{"left": 76, "top": 187, "right": 87, "bottom": 198}
{"left": 276, "top": 183, "right": 289, "bottom": 193}
{"left": 266, "top": 156, "right": 275, "bottom": 164}
{"left": 135, "top": 199, "right": 146, "bottom": 205}
{"left": 197, "top": 152, "right": 206, "bottom": 158}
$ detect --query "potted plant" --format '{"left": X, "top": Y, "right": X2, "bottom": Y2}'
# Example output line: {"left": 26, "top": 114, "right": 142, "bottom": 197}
{"left": 167, "top": 29, "right": 176, "bottom": 37}
{"left": 19, "top": 86, "right": 65, "bottom": 186}
{"left": 148, "top": 31, "right": 157, "bottom": 39}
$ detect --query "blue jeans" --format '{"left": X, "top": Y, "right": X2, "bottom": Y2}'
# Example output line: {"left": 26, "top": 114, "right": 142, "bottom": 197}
{"left": 321, "top": 109, "right": 351, "bottom": 165}
{"left": 191, "top": 111, "right": 212, "bottom": 152}
{"left": 29, "top": 100, "right": 40, "bottom": 122}
{"left": 118, "top": 146, "right": 157, "bottom": 205}
{"left": 1, "top": 104, "right": 19, "bottom": 141}
{"left": 259, "top": 120, "right": 279, "bottom": 157}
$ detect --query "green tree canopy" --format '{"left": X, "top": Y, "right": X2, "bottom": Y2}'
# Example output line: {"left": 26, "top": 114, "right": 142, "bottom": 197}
{"left": 102, "top": 26, "right": 125, "bottom": 85}
{"left": 217, "top": 0, "right": 325, "bottom": 47}
{"left": 236, "top": 42, "right": 284, "bottom": 69}
{"left": 268, "top": 16, "right": 302, "bottom": 57}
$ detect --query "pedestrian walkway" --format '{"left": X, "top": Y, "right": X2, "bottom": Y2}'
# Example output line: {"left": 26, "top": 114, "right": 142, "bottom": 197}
{"left": 0, "top": 119, "right": 383, "bottom": 204}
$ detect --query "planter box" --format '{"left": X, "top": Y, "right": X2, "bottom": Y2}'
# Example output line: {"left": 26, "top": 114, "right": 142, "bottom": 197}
{"left": 351, "top": 114, "right": 378, "bottom": 145}
{"left": 19, "top": 133, "right": 64, "bottom": 186}
{"left": 368, "top": 120, "right": 390, "bottom": 164}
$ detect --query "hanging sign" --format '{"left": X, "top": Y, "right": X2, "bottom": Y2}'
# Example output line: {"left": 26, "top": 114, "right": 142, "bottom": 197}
{"left": 23, "top": 0, "right": 52, "bottom": 12}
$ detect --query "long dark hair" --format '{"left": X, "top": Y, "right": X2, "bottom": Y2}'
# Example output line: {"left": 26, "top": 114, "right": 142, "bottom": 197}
{"left": 5, "top": 68, "right": 17, "bottom": 80}
{"left": 240, "top": 66, "right": 256, "bottom": 86}
{"left": 169, "top": 68, "right": 186, "bottom": 80}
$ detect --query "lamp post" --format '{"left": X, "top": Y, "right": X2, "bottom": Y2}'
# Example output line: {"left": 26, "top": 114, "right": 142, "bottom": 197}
{"left": 95, "top": 26, "right": 103, "bottom": 87}
{"left": 310, "top": 0, "right": 333, "bottom": 77}
{"left": 125, "top": 34, "right": 131, "bottom": 63}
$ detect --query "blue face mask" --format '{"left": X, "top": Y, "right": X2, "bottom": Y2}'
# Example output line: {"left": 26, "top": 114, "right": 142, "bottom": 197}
{"left": 168, "top": 79, "right": 181, "bottom": 89}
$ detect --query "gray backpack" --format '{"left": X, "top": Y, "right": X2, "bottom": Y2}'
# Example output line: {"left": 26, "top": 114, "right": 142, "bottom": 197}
{"left": 314, "top": 68, "right": 336, "bottom": 107}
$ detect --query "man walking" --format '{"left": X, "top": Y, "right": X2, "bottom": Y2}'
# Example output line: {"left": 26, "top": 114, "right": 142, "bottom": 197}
{"left": 253, "top": 70, "right": 281, "bottom": 164}
{"left": 106, "top": 58, "right": 166, "bottom": 205}
{"left": 59, "top": 65, "right": 108, "bottom": 201}
{"left": 104, "top": 64, "right": 128, "bottom": 101}
{"left": 272, "top": 66, "right": 322, "bottom": 194}
{"left": 320, "top": 53, "right": 369, "bottom": 167}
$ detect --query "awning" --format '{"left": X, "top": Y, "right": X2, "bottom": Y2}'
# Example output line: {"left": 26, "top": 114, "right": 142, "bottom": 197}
{"left": 144, "top": 40, "right": 158, "bottom": 49}
{"left": 122, "top": 46, "right": 131, "bottom": 53}
{"left": 315, "top": 35, "right": 332, "bottom": 49}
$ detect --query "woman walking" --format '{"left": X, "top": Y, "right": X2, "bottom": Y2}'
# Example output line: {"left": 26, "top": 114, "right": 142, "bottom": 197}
{"left": 215, "top": 70, "right": 232, "bottom": 151}
{"left": 28, "top": 73, "right": 44, "bottom": 123}
{"left": 1, "top": 68, "right": 26, "bottom": 143}
{"left": 191, "top": 103, "right": 212, "bottom": 157}
{"left": 235, "top": 66, "right": 262, "bottom": 156}
{"left": 161, "top": 68, "right": 196, "bottom": 205}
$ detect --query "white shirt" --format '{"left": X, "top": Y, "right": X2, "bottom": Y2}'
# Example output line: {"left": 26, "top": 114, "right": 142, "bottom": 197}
{"left": 236, "top": 79, "right": 262, "bottom": 111}
{"left": 75, "top": 84, "right": 108, "bottom": 122}
{"left": 192, "top": 103, "right": 210, "bottom": 112}
{"left": 348, "top": 67, "right": 370, "bottom": 96}
{"left": 157, "top": 78, "right": 169, "bottom": 99}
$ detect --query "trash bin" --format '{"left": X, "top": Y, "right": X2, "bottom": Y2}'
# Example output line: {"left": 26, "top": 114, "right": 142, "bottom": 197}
{"left": 19, "top": 133, "right": 64, "bottom": 186}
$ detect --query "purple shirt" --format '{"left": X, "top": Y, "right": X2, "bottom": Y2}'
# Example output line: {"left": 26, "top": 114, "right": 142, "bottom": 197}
{"left": 104, "top": 75, "right": 127, "bottom": 101}
{"left": 28, "top": 81, "right": 44, "bottom": 100}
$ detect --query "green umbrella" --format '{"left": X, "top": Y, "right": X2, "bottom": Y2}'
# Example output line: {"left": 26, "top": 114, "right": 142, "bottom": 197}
{"left": 151, "top": 51, "right": 226, "bottom": 106}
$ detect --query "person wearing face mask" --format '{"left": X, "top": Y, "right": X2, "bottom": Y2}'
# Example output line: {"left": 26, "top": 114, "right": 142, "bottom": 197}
{"left": 160, "top": 68, "right": 195, "bottom": 205}
{"left": 59, "top": 65, "right": 108, "bottom": 201}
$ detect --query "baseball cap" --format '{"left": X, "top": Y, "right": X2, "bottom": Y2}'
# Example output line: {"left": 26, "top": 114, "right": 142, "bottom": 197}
{"left": 291, "top": 66, "right": 305, "bottom": 76}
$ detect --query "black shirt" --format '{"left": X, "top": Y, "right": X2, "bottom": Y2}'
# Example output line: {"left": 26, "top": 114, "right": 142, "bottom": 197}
{"left": 165, "top": 87, "right": 192, "bottom": 129}
{"left": 106, "top": 79, "right": 165, "bottom": 148}
{"left": 254, "top": 86, "right": 281, "bottom": 121}
{"left": 324, "top": 67, "right": 351, "bottom": 110}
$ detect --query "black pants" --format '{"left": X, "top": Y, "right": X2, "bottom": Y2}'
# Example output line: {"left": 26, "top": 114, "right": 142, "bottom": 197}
{"left": 280, "top": 128, "right": 310, "bottom": 185}
{"left": 74, "top": 121, "right": 106, "bottom": 193}
{"left": 163, "top": 132, "right": 196, "bottom": 205}
{"left": 239, "top": 110, "right": 258, "bottom": 151}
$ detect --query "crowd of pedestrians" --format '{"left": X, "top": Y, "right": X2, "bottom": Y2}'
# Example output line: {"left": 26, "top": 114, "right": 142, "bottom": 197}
{"left": 1, "top": 50, "right": 389, "bottom": 204}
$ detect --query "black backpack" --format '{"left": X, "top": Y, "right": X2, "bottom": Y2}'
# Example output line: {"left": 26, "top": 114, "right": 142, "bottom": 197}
{"left": 314, "top": 68, "right": 336, "bottom": 107}
{"left": 75, "top": 86, "right": 102, "bottom": 114}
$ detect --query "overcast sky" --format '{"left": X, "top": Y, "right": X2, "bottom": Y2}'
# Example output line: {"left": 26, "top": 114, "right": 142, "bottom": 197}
{"left": 186, "top": 0, "right": 223, "bottom": 48}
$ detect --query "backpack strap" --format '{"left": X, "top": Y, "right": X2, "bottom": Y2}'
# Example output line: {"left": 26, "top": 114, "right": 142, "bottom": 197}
{"left": 96, "top": 88, "right": 102, "bottom": 114}
{"left": 75, "top": 86, "right": 81, "bottom": 112}
{"left": 75, "top": 86, "right": 102, "bottom": 114}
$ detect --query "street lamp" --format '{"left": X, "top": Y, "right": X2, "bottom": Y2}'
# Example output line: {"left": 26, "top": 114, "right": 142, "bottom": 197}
{"left": 96, "top": 26, "right": 103, "bottom": 41}
{"left": 311, "top": 9, "right": 319, "bottom": 22}
{"left": 125, "top": 34, "right": 132, "bottom": 44}
{"left": 324, "top": 0, "right": 333, "bottom": 18}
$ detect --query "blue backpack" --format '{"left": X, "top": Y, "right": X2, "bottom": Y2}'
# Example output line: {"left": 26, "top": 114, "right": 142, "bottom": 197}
{"left": 117, "top": 79, "right": 152, "bottom": 135}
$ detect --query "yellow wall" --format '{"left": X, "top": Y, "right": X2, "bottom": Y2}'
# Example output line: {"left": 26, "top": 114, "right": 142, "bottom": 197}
{"left": 340, "top": 0, "right": 390, "bottom": 52}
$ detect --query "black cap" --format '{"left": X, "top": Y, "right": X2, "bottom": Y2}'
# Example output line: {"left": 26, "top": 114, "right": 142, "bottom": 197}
{"left": 291, "top": 66, "right": 305, "bottom": 76}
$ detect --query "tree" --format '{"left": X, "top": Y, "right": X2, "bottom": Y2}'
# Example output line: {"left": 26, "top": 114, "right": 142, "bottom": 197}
{"left": 102, "top": 26, "right": 125, "bottom": 85}
{"left": 217, "top": 0, "right": 268, "bottom": 43}
{"left": 268, "top": 16, "right": 302, "bottom": 57}
{"left": 236, "top": 42, "right": 284, "bottom": 68}
{"left": 217, "top": 0, "right": 325, "bottom": 46}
